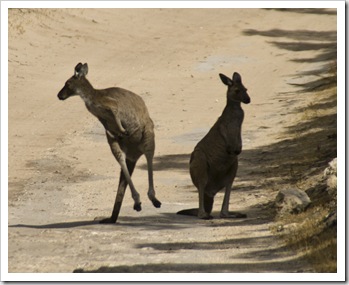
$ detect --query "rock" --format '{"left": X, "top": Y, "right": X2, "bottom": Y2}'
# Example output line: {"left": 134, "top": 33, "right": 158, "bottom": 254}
{"left": 326, "top": 175, "right": 337, "bottom": 191}
{"left": 323, "top": 158, "right": 337, "bottom": 177}
{"left": 275, "top": 188, "right": 311, "bottom": 214}
{"left": 323, "top": 158, "right": 337, "bottom": 197}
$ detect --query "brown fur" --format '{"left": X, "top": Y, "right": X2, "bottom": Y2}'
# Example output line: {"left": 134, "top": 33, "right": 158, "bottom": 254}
{"left": 177, "top": 72, "right": 250, "bottom": 219}
{"left": 57, "top": 63, "right": 161, "bottom": 223}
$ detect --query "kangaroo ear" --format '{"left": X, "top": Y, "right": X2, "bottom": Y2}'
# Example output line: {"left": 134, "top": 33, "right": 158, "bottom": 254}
{"left": 74, "top": 62, "right": 88, "bottom": 78}
{"left": 219, "top": 73, "right": 233, "bottom": 86}
{"left": 232, "top": 72, "right": 242, "bottom": 83}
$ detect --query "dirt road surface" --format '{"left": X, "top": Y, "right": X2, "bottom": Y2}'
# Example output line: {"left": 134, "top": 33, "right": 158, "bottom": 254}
{"left": 6, "top": 7, "right": 337, "bottom": 279}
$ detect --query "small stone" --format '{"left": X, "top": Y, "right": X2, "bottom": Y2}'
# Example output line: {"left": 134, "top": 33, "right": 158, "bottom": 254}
{"left": 275, "top": 188, "right": 311, "bottom": 214}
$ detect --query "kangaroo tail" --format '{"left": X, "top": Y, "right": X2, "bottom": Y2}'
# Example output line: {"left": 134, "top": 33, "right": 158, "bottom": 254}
{"left": 176, "top": 208, "right": 198, "bottom": 216}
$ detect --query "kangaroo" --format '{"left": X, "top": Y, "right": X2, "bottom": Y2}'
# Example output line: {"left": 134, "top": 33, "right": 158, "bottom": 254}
{"left": 177, "top": 72, "right": 250, "bottom": 219}
{"left": 57, "top": 63, "right": 161, "bottom": 223}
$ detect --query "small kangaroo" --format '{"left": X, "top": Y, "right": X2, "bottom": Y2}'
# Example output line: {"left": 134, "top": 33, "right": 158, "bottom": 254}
{"left": 57, "top": 63, "right": 161, "bottom": 223}
{"left": 177, "top": 72, "right": 250, "bottom": 219}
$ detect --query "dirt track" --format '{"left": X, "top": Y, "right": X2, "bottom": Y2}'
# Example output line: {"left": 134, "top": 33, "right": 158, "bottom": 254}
{"left": 7, "top": 8, "right": 337, "bottom": 276}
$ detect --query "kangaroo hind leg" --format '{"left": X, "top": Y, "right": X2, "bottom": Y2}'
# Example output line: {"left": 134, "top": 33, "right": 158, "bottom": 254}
{"left": 145, "top": 151, "right": 161, "bottom": 208}
{"left": 190, "top": 149, "right": 212, "bottom": 219}
{"left": 220, "top": 163, "right": 246, "bottom": 219}
{"left": 220, "top": 183, "right": 246, "bottom": 219}
{"left": 107, "top": 134, "right": 142, "bottom": 212}
{"left": 99, "top": 159, "right": 136, "bottom": 223}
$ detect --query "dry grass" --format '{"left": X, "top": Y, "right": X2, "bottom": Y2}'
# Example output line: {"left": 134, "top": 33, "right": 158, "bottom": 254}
{"left": 271, "top": 60, "right": 337, "bottom": 273}
{"left": 273, "top": 204, "right": 336, "bottom": 272}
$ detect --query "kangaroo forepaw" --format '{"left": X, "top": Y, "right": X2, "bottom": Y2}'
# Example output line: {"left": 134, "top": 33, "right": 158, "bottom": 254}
{"left": 134, "top": 202, "right": 142, "bottom": 212}
{"left": 152, "top": 198, "right": 161, "bottom": 208}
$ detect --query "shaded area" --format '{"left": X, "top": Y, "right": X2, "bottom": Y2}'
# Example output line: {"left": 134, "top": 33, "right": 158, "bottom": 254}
{"left": 9, "top": 220, "right": 99, "bottom": 229}
{"left": 294, "top": 225, "right": 337, "bottom": 272}
{"left": 287, "top": 73, "right": 337, "bottom": 93}
{"left": 243, "top": 16, "right": 337, "bottom": 273}
{"left": 275, "top": 206, "right": 337, "bottom": 273}
{"left": 240, "top": 23, "right": 337, "bottom": 187}
{"left": 135, "top": 235, "right": 277, "bottom": 252}
{"left": 264, "top": 8, "right": 336, "bottom": 16}
{"left": 243, "top": 29, "right": 336, "bottom": 42}
{"left": 239, "top": 107, "right": 336, "bottom": 188}
{"left": 243, "top": 26, "right": 337, "bottom": 92}
{"left": 8, "top": 201, "right": 272, "bottom": 231}
{"left": 139, "top": 153, "right": 190, "bottom": 172}
{"left": 270, "top": 42, "right": 336, "bottom": 64}
{"left": 74, "top": 259, "right": 310, "bottom": 273}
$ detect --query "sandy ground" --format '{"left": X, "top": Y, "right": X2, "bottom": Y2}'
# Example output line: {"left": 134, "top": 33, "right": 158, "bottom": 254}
{"left": 6, "top": 8, "right": 337, "bottom": 277}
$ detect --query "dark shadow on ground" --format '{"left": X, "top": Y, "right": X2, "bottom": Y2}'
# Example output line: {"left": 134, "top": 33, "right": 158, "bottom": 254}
{"left": 239, "top": 109, "right": 336, "bottom": 183}
{"left": 72, "top": 219, "right": 309, "bottom": 272}
{"left": 138, "top": 153, "right": 190, "bottom": 172}
{"left": 243, "top": 29, "right": 336, "bottom": 41}
{"left": 266, "top": 8, "right": 336, "bottom": 16}
{"left": 8, "top": 198, "right": 273, "bottom": 231}
{"left": 74, "top": 258, "right": 310, "bottom": 273}
{"left": 243, "top": 25, "right": 337, "bottom": 92}
{"left": 135, "top": 235, "right": 276, "bottom": 252}
{"left": 239, "top": 21, "right": 337, "bottom": 188}
{"left": 9, "top": 220, "right": 100, "bottom": 229}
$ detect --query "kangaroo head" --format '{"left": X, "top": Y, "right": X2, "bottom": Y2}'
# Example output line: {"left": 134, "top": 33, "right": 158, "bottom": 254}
{"left": 219, "top": 72, "right": 250, "bottom": 104}
{"left": 57, "top": 63, "right": 89, "bottom": 100}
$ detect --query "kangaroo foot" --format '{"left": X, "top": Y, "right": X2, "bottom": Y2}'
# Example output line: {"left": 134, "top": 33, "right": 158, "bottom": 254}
{"left": 151, "top": 198, "right": 161, "bottom": 208}
{"left": 198, "top": 211, "right": 213, "bottom": 220}
{"left": 220, "top": 211, "right": 247, "bottom": 219}
{"left": 202, "top": 215, "right": 214, "bottom": 220}
{"left": 133, "top": 202, "right": 142, "bottom": 212}
{"left": 95, "top": 216, "right": 117, "bottom": 224}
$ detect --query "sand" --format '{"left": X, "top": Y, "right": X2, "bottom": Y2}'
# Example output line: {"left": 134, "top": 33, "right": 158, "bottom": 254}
{"left": 6, "top": 7, "right": 338, "bottom": 279}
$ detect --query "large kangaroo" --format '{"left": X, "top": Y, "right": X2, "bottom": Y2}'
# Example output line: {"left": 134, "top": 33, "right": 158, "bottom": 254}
{"left": 177, "top": 72, "right": 250, "bottom": 219}
{"left": 57, "top": 63, "right": 161, "bottom": 223}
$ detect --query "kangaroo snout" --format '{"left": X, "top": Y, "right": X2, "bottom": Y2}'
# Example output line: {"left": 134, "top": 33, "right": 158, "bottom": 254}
{"left": 57, "top": 89, "right": 69, "bottom": 100}
{"left": 243, "top": 96, "right": 251, "bottom": 104}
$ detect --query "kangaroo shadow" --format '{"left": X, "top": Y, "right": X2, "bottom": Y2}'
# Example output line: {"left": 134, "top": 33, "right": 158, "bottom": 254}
{"left": 8, "top": 213, "right": 207, "bottom": 231}
{"left": 9, "top": 220, "right": 100, "bottom": 229}
{"left": 9, "top": 199, "right": 274, "bottom": 231}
